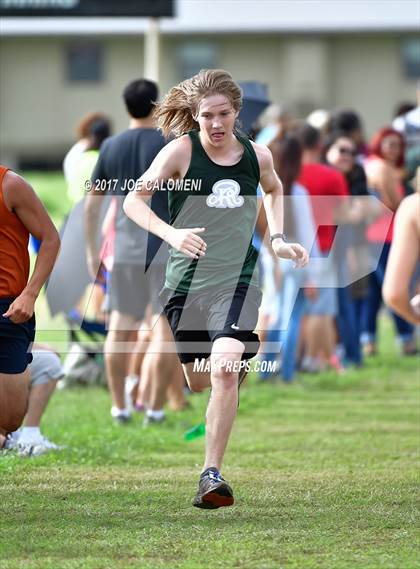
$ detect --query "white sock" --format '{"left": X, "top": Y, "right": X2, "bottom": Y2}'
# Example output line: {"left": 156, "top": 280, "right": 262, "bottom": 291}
{"left": 111, "top": 406, "right": 130, "bottom": 418}
{"left": 146, "top": 409, "right": 165, "bottom": 420}
{"left": 19, "top": 427, "right": 40, "bottom": 440}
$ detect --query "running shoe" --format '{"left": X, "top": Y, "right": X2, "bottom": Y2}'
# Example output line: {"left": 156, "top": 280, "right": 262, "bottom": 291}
{"left": 3, "top": 430, "right": 21, "bottom": 450}
{"left": 401, "top": 339, "right": 418, "bottom": 356}
{"left": 192, "top": 467, "right": 234, "bottom": 509}
{"left": 17, "top": 434, "right": 61, "bottom": 456}
{"left": 143, "top": 413, "right": 166, "bottom": 427}
{"left": 111, "top": 406, "right": 132, "bottom": 424}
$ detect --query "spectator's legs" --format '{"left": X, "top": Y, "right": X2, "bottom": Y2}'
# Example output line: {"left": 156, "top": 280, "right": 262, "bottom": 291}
{"left": 105, "top": 310, "right": 137, "bottom": 411}
{"left": 91, "top": 283, "right": 106, "bottom": 322}
{"left": 305, "top": 316, "right": 319, "bottom": 360}
{"left": 259, "top": 271, "right": 301, "bottom": 381}
{"left": 337, "top": 286, "right": 362, "bottom": 365}
{"left": 166, "top": 361, "right": 187, "bottom": 411}
{"left": 354, "top": 297, "right": 364, "bottom": 343}
{"left": 305, "top": 315, "right": 335, "bottom": 367}
{"left": 24, "top": 380, "right": 56, "bottom": 427}
{"left": 259, "top": 326, "right": 281, "bottom": 380}
{"left": 281, "top": 287, "right": 305, "bottom": 381}
{"left": 361, "top": 267, "right": 382, "bottom": 354}
{"left": 143, "top": 315, "right": 182, "bottom": 413}
{"left": 137, "top": 369, "right": 152, "bottom": 410}
{"left": 392, "top": 313, "right": 415, "bottom": 352}
{"left": 127, "top": 328, "right": 150, "bottom": 408}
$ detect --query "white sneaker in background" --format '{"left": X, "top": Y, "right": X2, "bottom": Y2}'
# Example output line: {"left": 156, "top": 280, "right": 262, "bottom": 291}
{"left": 17, "top": 434, "right": 61, "bottom": 456}
{"left": 111, "top": 406, "right": 132, "bottom": 424}
{"left": 143, "top": 409, "right": 166, "bottom": 427}
{"left": 301, "top": 356, "right": 323, "bottom": 373}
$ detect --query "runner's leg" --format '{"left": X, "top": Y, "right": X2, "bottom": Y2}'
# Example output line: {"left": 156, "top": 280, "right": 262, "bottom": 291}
{"left": 203, "top": 336, "right": 244, "bottom": 471}
{"left": 183, "top": 360, "right": 211, "bottom": 393}
{"left": 0, "top": 370, "right": 30, "bottom": 435}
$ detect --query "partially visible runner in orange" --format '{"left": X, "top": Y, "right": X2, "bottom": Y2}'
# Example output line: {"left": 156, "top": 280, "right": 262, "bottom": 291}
{"left": 0, "top": 166, "right": 60, "bottom": 448}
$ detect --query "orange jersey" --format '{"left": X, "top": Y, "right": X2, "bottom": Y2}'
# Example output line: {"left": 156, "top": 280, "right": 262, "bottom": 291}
{"left": 0, "top": 166, "right": 30, "bottom": 297}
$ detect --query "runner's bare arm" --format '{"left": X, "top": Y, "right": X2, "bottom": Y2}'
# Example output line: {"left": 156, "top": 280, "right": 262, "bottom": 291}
{"left": 383, "top": 194, "right": 420, "bottom": 325}
{"left": 253, "top": 143, "right": 308, "bottom": 267}
{"left": 366, "top": 159, "right": 401, "bottom": 211}
{"left": 2, "top": 172, "right": 60, "bottom": 323}
{"left": 253, "top": 143, "right": 284, "bottom": 234}
{"left": 124, "top": 137, "right": 207, "bottom": 259}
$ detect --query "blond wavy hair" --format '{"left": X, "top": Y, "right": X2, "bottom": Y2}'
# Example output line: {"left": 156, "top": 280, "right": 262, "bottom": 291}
{"left": 154, "top": 69, "right": 242, "bottom": 138}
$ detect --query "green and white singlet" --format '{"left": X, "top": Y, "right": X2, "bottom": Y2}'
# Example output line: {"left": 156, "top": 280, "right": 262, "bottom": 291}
{"left": 165, "top": 129, "right": 260, "bottom": 293}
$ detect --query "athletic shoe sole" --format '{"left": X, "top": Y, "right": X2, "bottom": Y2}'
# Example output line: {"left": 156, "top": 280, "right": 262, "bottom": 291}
{"left": 193, "top": 481, "right": 235, "bottom": 509}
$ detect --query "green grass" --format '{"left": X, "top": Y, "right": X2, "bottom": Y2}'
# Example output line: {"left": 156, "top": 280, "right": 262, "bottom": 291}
{"left": 1, "top": 171, "right": 418, "bottom": 568}
{"left": 24, "top": 170, "right": 71, "bottom": 226}
{"left": 1, "top": 331, "right": 419, "bottom": 569}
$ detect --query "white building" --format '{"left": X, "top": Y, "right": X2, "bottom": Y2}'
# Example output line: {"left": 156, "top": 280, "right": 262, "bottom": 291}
{"left": 0, "top": 0, "right": 418, "bottom": 166}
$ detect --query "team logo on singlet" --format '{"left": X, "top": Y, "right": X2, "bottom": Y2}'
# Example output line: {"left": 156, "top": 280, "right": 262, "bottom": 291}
{"left": 206, "top": 179, "right": 244, "bottom": 209}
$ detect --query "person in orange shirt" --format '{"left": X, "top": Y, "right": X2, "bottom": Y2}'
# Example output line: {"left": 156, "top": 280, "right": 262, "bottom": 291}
{"left": 0, "top": 167, "right": 60, "bottom": 449}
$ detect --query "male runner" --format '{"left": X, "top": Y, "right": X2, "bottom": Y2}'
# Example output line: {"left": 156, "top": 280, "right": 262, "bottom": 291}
{"left": 124, "top": 69, "right": 308, "bottom": 508}
{"left": 0, "top": 167, "right": 60, "bottom": 448}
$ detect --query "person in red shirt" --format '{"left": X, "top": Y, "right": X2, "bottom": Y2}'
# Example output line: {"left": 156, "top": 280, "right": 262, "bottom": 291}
{"left": 297, "top": 124, "right": 349, "bottom": 372}
{"left": 0, "top": 167, "right": 60, "bottom": 449}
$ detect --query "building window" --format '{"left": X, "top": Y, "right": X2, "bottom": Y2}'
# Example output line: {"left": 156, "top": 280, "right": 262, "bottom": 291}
{"left": 66, "top": 42, "right": 104, "bottom": 82}
{"left": 177, "top": 42, "right": 218, "bottom": 81}
{"left": 401, "top": 38, "right": 420, "bottom": 80}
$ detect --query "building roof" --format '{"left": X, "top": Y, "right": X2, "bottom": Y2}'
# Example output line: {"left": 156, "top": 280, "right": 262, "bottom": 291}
{"left": 1, "top": 0, "right": 419, "bottom": 36}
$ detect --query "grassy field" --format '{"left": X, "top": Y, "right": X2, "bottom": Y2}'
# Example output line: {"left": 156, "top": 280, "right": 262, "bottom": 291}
{"left": 1, "top": 327, "right": 419, "bottom": 569}
{"left": 1, "top": 172, "right": 418, "bottom": 568}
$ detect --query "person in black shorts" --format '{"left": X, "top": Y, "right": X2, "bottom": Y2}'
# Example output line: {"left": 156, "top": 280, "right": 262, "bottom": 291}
{"left": 0, "top": 167, "right": 60, "bottom": 448}
{"left": 124, "top": 69, "right": 308, "bottom": 508}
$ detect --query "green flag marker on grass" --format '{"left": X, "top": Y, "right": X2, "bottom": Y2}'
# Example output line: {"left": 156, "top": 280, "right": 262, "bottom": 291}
{"left": 184, "top": 423, "right": 205, "bottom": 441}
